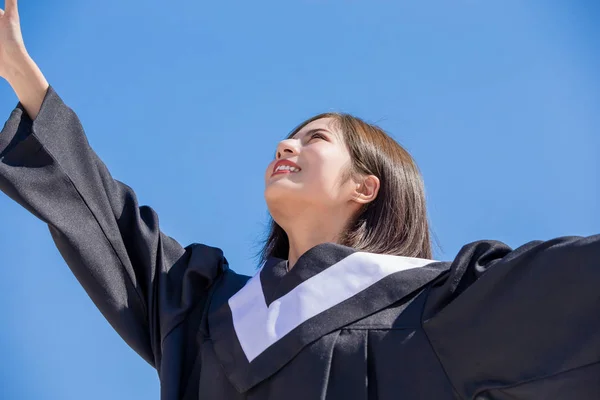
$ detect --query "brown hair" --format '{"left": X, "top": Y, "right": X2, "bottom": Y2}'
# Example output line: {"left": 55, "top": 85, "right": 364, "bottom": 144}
{"left": 260, "top": 112, "right": 432, "bottom": 264}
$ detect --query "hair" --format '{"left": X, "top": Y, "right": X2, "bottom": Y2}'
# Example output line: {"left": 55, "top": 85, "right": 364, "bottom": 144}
{"left": 260, "top": 112, "right": 432, "bottom": 265}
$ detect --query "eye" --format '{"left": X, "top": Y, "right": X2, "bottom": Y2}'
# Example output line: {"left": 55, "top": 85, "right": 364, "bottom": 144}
{"left": 309, "top": 132, "right": 326, "bottom": 141}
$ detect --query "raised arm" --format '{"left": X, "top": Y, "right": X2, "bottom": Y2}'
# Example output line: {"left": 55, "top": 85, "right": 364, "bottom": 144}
{"left": 0, "top": 0, "right": 47, "bottom": 119}
{"left": 0, "top": 0, "right": 226, "bottom": 368}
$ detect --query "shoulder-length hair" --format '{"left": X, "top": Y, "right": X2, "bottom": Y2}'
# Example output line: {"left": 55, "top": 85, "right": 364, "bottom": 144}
{"left": 260, "top": 112, "right": 432, "bottom": 264}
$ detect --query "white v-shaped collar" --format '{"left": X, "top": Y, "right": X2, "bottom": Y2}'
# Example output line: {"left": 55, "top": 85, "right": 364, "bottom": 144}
{"left": 228, "top": 251, "right": 436, "bottom": 362}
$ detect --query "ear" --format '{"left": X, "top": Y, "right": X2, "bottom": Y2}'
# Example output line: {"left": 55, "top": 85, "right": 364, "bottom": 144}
{"left": 352, "top": 175, "right": 380, "bottom": 205}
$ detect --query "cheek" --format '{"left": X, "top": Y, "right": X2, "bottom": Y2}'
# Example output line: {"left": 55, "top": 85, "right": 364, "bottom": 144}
{"left": 313, "top": 148, "right": 349, "bottom": 177}
{"left": 304, "top": 155, "right": 349, "bottom": 195}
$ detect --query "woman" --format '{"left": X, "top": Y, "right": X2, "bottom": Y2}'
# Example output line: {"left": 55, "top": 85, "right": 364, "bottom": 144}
{"left": 1, "top": 2, "right": 599, "bottom": 399}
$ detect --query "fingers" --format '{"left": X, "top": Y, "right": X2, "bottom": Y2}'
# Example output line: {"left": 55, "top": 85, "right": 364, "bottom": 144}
{"left": 5, "top": 0, "right": 17, "bottom": 15}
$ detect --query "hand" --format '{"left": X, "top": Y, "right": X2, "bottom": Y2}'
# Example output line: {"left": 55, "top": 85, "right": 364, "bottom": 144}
{"left": 0, "top": 0, "right": 28, "bottom": 81}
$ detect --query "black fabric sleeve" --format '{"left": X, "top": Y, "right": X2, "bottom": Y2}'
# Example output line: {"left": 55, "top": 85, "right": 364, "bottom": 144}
{"left": 0, "top": 87, "right": 226, "bottom": 369}
{"left": 422, "top": 236, "right": 600, "bottom": 399}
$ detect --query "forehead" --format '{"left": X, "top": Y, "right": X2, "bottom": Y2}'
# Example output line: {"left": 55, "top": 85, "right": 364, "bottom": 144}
{"left": 292, "top": 117, "right": 338, "bottom": 138}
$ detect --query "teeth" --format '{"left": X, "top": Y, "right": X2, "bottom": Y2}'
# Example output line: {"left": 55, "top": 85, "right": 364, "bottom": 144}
{"left": 275, "top": 165, "right": 300, "bottom": 172}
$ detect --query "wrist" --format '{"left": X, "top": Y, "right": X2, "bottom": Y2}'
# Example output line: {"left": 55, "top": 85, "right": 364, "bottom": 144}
{"left": 4, "top": 47, "right": 33, "bottom": 82}
{"left": 6, "top": 52, "right": 42, "bottom": 88}
{"left": 6, "top": 54, "right": 49, "bottom": 120}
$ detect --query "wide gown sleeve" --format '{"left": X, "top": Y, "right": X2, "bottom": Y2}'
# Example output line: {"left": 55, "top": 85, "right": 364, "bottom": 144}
{"left": 423, "top": 235, "right": 600, "bottom": 399}
{"left": 0, "top": 87, "right": 225, "bottom": 368}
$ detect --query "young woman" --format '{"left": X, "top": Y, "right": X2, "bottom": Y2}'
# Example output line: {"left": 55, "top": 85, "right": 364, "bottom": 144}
{"left": 1, "top": 2, "right": 599, "bottom": 399}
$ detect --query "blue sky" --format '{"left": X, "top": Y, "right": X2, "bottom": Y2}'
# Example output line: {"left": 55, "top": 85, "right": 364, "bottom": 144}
{"left": 0, "top": 1, "right": 598, "bottom": 399}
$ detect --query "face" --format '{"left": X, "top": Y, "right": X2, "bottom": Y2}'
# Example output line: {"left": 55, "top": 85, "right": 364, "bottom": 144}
{"left": 264, "top": 118, "right": 357, "bottom": 213}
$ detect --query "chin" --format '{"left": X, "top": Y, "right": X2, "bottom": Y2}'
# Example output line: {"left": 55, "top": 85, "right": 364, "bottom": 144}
{"left": 264, "top": 182, "right": 306, "bottom": 209}
{"left": 266, "top": 176, "right": 301, "bottom": 192}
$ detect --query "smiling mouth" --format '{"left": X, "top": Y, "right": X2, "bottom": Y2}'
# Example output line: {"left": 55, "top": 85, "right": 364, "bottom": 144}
{"left": 272, "top": 165, "right": 301, "bottom": 176}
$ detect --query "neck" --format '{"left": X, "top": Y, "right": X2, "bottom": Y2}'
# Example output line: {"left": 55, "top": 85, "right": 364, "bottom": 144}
{"left": 275, "top": 204, "right": 356, "bottom": 270}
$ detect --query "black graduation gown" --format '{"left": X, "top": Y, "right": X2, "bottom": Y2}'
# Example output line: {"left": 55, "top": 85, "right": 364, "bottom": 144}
{"left": 1, "top": 87, "right": 599, "bottom": 400}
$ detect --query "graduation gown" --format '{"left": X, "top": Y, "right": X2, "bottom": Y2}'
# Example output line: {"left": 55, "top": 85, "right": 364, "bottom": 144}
{"left": 1, "top": 87, "right": 599, "bottom": 400}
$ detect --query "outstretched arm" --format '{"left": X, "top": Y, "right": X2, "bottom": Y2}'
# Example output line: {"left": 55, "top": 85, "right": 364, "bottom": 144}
{"left": 424, "top": 235, "right": 600, "bottom": 399}
{"left": 0, "top": 0, "right": 225, "bottom": 368}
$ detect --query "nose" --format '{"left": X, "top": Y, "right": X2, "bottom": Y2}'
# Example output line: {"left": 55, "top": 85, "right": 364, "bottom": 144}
{"left": 275, "top": 138, "right": 299, "bottom": 159}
